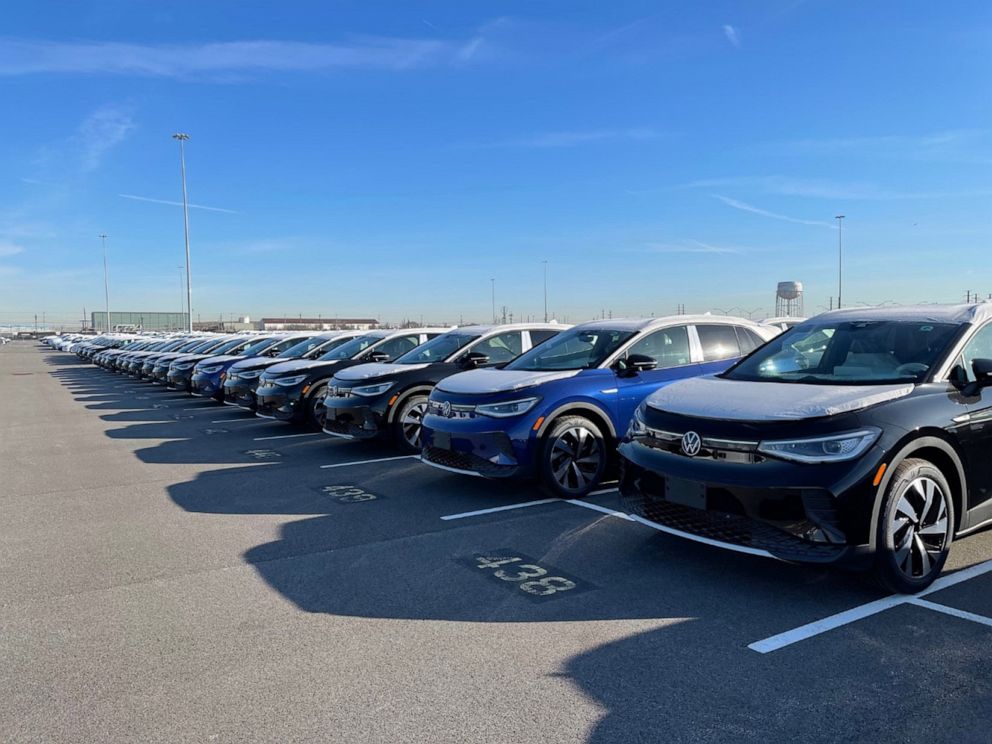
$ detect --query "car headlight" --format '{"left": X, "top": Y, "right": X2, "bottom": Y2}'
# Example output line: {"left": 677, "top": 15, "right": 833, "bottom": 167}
{"left": 351, "top": 382, "right": 394, "bottom": 398}
{"left": 273, "top": 375, "right": 307, "bottom": 387}
{"left": 173, "top": 362, "right": 195, "bottom": 371}
{"left": 197, "top": 364, "right": 224, "bottom": 374}
{"left": 757, "top": 428, "right": 881, "bottom": 464}
{"left": 475, "top": 397, "right": 540, "bottom": 418}
{"left": 238, "top": 369, "right": 261, "bottom": 380}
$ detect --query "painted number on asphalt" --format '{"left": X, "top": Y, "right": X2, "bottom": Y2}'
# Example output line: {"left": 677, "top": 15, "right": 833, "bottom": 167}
{"left": 317, "top": 484, "right": 380, "bottom": 504}
{"left": 466, "top": 551, "right": 588, "bottom": 601}
{"left": 203, "top": 428, "right": 229, "bottom": 435}
{"left": 245, "top": 448, "right": 282, "bottom": 460}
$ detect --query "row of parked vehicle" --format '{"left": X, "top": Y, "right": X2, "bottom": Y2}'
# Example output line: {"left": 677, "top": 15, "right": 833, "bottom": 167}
{"left": 50, "top": 302, "right": 992, "bottom": 593}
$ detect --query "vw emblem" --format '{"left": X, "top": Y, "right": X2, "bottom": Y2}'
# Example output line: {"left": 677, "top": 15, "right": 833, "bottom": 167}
{"left": 681, "top": 431, "right": 702, "bottom": 457}
{"left": 441, "top": 401, "right": 452, "bottom": 417}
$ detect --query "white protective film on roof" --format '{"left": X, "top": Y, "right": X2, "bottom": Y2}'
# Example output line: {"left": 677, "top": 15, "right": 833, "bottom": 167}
{"left": 646, "top": 376, "right": 915, "bottom": 422}
{"left": 815, "top": 303, "right": 992, "bottom": 326}
{"left": 437, "top": 368, "right": 581, "bottom": 395}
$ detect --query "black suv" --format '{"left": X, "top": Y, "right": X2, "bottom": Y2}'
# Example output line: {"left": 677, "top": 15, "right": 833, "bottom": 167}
{"left": 322, "top": 324, "right": 564, "bottom": 452}
{"left": 254, "top": 328, "right": 449, "bottom": 428}
{"left": 618, "top": 303, "right": 992, "bottom": 592}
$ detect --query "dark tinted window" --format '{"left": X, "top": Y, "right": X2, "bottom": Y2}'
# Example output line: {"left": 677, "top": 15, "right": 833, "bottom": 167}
{"left": 697, "top": 324, "right": 742, "bottom": 361}
{"left": 735, "top": 327, "right": 764, "bottom": 354}
{"left": 372, "top": 334, "right": 422, "bottom": 360}
{"left": 529, "top": 329, "right": 559, "bottom": 346}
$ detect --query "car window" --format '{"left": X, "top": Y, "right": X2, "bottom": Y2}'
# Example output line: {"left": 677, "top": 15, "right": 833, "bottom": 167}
{"left": 696, "top": 324, "right": 742, "bottom": 361}
{"left": 319, "top": 335, "right": 379, "bottom": 361}
{"left": 372, "top": 334, "right": 422, "bottom": 360}
{"left": 470, "top": 331, "right": 523, "bottom": 364}
{"left": 626, "top": 326, "right": 691, "bottom": 368}
{"left": 509, "top": 328, "right": 635, "bottom": 371}
{"left": 395, "top": 333, "right": 479, "bottom": 364}
{"left": 955, "top": 323, "right": 992, "bottom": 382}
{"left": 736, "top": 327, "right": 764, "bottom": 354}
{"left": 529, "top": 329, "right": 559, "bottom": 346}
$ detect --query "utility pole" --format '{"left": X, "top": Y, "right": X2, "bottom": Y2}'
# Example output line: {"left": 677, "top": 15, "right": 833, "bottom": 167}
{"left": 542, "top": 260, "right": 549, "bottom": 322}
{"left": 99, "top": 234, "right": 111, "bottom": 332}
{"left": 173, "top": 133, "right": 193, "bottom": 332}
{"left": 835, "top": 215, "right": 845, "bottom": 309}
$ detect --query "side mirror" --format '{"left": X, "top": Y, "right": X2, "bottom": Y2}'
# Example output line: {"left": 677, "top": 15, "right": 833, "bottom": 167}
{"left": 366, "top": 350, "right": 390, "bottom": 363}
{"left": 614, "top": 354, "right": 658, "bottom": 377}
{"left": 973, "top": 358, "right": 992, "bottom": 386}
{"left": 460, "top": 351, "right": 490, "bottom": 368}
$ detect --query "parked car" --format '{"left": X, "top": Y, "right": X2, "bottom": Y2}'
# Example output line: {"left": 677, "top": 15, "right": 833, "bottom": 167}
{"left": 762, "top": 316, "right": 807, "bottom": 332}
{"left": 222, "top": 331, "right": 362, "bottom": 411}
{"left": 420, "top": 316, "right": 777, "bottom": 497}
{"left": 323, "top": 323, "right": 565, "bottom": 452}
{"left": 140, "top": 337, "right": 219, "bottom": 380}
{"left": 165, "top": 335, "right": 260, "bottom": 393}
{"left": 121, "top": 338, "right": 193, "bottom": 376}
{"left": 190, "top": 334, "right": 314, "bottom": 401}
{"left": 148, "top": 336, "right": 229, "bottom": 384}
{"left": 255, "top": 328, "right": 450, "bottom": 428}
{"left": 617, "top": 303, "right": 992, "bottom": 592}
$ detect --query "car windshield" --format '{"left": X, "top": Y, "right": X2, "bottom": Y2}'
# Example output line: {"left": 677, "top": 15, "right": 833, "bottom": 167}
{"left": 277, "top": 336, "right": 324, "bottom": 358}
{"left": 395, "top": 333, "right": 479, "bottom": 364}
{"left": 177, "top": 339, "right": 207, "bottom": 352}
{"left": 301, "top": 336, "right": 353, "bottom": 359}
{"left": 725, "top": 320, "right": 961, "bottom": 384}
{"left": 237, "top": 337, "right": 279, "bottom": 356}
{"left": 318, "top": 335, "right": 380, "bottom": 361}
{"left": 508, "top": 327, "right": 635, "bottom": 371}
{"left": 210, "top": 338, "right": 248, "bottom": 355}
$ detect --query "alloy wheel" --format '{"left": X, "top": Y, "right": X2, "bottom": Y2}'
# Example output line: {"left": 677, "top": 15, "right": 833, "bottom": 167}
{"left": 887, "top": 476, "right": 950, "bottom": 579}
{"left": 400, "top": 401, "right": 427, "bottom": 449}
{"left": 312, "top": 390, "right": 328, "bottom": 427}
{"left": 549, "top": 426, "right": 602, "bottom": 492}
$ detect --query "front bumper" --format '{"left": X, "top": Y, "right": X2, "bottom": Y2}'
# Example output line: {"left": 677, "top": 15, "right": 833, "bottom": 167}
{"left": 420, "top": 415, "right": 525, "bottom": 479}
{"left": 322, "top": 399, "right": 384, "bottom": 440}
{"left": 190, "top": 372, "right": 223, "bottom": 399}
{"left": 617, "top": 438, "right": 880, "bottom": 567}
{"left": 255, "top": 384, "right": 304, "bottom": 421}
{"left": 167, "top": 369, "right": 194, "bottom": 392}
{"left": 223, "top": 379, "right": 260, "bottom": 410}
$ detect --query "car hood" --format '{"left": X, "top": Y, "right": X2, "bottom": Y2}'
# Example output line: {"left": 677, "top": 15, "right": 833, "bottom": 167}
{"left": 197, "top": 354, "right": 241, "bottom": 367}
{"left": 645, "top": 376, "right": 915, "bottom": 422}
{"left": 436, "top": 368, "right": 580, "bottom": 395}
{"left": 265, "top": 359, "right": 339, "bottom": 376}
{"left": 335, "top": 362, "right": 431, "bottom": 382}
{"left": 171, "top": 354, "right": 210, "bottom": 365}
{"left": 229, "top": 356, "right": 280, "bottom": 372}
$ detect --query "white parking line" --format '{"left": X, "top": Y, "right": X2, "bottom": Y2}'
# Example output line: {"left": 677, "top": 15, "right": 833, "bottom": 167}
{"left": 319, "top": 455, "right": 418, "bottom": 470}
{"left": 254, "top": 432, "right": 322, "bottom": 442}
{"left": 587, "top": 486, "right": 619, "bottom": 497}
{"left": 748, "top": 558, "right": 992, "bottom": 654}
{"left": 440, "top": 498, "right": 561, "bottom": 521}
{"left": 908, "top": 598, "right": 992, "bottom": 628}
{"left": 209, "top": 418, "right": 269, "bottom": 424}
{"left": 565, "top": 499, "right": 635, "bottom": 520}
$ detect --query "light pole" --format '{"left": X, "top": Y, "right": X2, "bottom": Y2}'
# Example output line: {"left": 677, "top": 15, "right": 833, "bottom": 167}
{"left": 490, "top": 278, "right": 496, "bottom": 324}
{"left": 99, "top": 234, "right": 111, "bottom": 332}
{"left": 542, "top": 260, "right": 548, "bottom": 322}
{"left": 835, "top": 215, "right": 845, "bottom": 309}
{"left": 173, "top": 133, "right": 193, "bottom": 332}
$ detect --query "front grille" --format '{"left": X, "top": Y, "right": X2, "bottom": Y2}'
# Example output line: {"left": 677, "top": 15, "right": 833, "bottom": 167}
{"left": 638, "top": 429, "right": 763, "bottom": 464}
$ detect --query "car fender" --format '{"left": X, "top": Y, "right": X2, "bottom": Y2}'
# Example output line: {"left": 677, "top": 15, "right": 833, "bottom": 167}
{"left": 386, "top": 385, "right": 436, "bottom": 423}
{"left": 868, "top": 432, "right": 968, "bottom": 550}
{"left": 535, "top": 400, "right": 618, "bottom": 440}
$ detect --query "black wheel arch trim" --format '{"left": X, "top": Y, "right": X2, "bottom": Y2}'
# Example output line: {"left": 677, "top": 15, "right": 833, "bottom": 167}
{"left": 386, "top": 385, "right": 435, "bottom": 424}
{"left": 535, "top": 402, "right": 618, "bottom": 440}
{"left": 868, "top": 433, "right": 968, "bottom": 550}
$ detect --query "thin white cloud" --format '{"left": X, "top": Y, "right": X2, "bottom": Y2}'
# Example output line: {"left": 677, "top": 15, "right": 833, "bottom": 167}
{"left": 722, "top": 25, "right": 741, "bottom": 49}
{"left": 0, "top": 37, "right": 484, "bottom": 79}
{"left": 119, "top": 193, "right": 238, "bottom": 214}
{"left": 686, "top": 175, "right": 992, "bottom": 201}
{"left": 473, "top": 128, "right": 663, "bottom": 149}
{"left": 713, "top": 194, "right": 833, "bottom": 227}
{"left": 77, "top": 105, "right": 135, "bottom": 171}
{"left": 637, "top": 240, "right": 744, "bottom": 255}
{"left": 0, "top": 240, "right": 25, "bottom": 257}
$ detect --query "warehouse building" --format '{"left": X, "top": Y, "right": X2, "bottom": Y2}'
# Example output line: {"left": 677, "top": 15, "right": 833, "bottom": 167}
{"left": 91, "top": 311, "right": 189, "bottom": 332}
{"left": 258, "top": 317, "right": 379, "bottom": 331}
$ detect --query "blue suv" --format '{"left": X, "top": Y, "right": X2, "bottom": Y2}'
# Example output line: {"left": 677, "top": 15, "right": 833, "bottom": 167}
{"left": 420, "top": 316, "right": 778, "bottom": 497}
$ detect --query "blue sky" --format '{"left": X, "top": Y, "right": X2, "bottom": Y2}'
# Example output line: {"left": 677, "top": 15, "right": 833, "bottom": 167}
{"left": 1, "top": 0, "right": 990, "bottom": 327}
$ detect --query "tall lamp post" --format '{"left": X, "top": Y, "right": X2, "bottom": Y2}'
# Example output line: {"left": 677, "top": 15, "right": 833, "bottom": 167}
{"left": 490, "top": 278, "right": 496, "bottom": 324}
{"left": 542, "top": 260, "right": 549, "bottom": 322}
{"left": 173, "top": 133, "right": 193, "bottom": 332}
{"left": 99, "top": 234, "right": 111, "bottom": 332}
{"left": 835, "top": 214, "right": 845, "bottom": 309}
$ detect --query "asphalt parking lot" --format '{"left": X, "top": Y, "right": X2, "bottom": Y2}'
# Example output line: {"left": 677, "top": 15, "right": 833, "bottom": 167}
{"left": 3, "top": 342, "right": 992, "bottom": 743}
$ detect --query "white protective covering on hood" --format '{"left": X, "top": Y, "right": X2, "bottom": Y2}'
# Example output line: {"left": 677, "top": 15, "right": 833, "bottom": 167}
{"left": 437, "top": 368, "right": 580, "bottom": 395}
{"left": 335, "top": 362, "right": 430, "bottom": 382}
{"left": 646, "top": 376, "right": 914, "bottom": 422}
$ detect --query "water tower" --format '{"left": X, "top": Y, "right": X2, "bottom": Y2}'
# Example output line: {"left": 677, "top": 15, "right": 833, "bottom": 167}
{"left": 775, "top": 281, "right": 804, "bottom": 317}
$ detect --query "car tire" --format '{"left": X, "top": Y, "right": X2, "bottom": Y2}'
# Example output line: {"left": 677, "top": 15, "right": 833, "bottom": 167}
{"left": 392, "top": 394, "right": 428, "bottom": 453}
{"left": 872, "top": 458, "right": 954, "bottom": 594}
{"left": 539, "top": 415, "right": 607, "bottom": 498}
{"left": 305, "top": 383, "right": 328, "bottom": 429}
